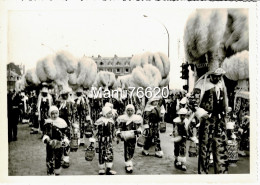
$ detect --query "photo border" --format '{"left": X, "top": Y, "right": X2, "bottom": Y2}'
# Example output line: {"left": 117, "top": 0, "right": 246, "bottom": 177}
{"left": 0, "top": 0, "right": 258, "bottom": 184}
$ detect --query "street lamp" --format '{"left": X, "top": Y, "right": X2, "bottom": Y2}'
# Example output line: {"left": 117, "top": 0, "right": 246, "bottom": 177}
{"left": 143, "top": 15, "right": 170, "bottom": 58}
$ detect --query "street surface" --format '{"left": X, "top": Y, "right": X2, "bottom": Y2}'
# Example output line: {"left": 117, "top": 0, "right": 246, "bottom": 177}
{"left": 8, "top": 123, "right": 249, "bottom": 175}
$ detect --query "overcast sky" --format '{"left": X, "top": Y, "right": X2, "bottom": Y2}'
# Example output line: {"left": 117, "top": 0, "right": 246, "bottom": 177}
{"left": 7, "top": 5, "right": 194, "bottom": 89}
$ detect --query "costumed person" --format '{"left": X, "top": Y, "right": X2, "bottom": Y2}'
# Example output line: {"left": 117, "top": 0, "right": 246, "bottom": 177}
{"left": 165, "top": 92, "right": 177, "bottom": 124}
{"left": 28, "top": 90, "right": 38, "bottom": 128}
{"left": 42, "top": 106, "right": 70, "bottom": 175}
{"left": 188, "top": 68, "right": 229, "bottom": 174}
{"left": 87, "top": 89, "right": 94, "bottom": 120}
{"left": 187, "top": 118, "right": 199, "bottom": 157}
{"left": 225, "top": 108, "right": 239, "bottom": 167}
{"left": 74, "top": 87, "right": 92, "bottom": 146}
{"left": 91, "top": 90, "right": 103, "bottom": 123}
{"left": 57, "top": 87, "right": 74, "bottom": 168}
{"left": 116, "top": 104, "right": 143, "bottom": 173}
{"left": 33, "top": 86, "right": 53, "bottom": 135}
{"left": 172, "top": 108, "right": 189, "bottom": 171}
{"left": 186, "top": 93, "right": 199, "bottom": 157}
{"left": 20, "top": 92, "right": 29, "bottom": 123}
{"left": 133, "top": 94, "right": 144, "bottom": 114}
{"left": 104, "top": 102, "right": 118, "bottom": 120}
{"left": 94, "top": 106, "right": 117, "bottom": 175}
{"left": 234, "top": 96, "right": 250, "bottom": 157}
{"left": 237, "top": 115, "right": 249, "bottom": 157}
{"left": 178, "top": 97, "right": 192, "bottom": 116}
{"left": 112, "top": 88, "right": 125, "bottom": 116}
{"left": 142, "top": 96, "right": 164, "bottom": 158}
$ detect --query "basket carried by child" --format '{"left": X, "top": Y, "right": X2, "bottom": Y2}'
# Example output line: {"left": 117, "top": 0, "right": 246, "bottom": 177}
{"left": 137, "top": 129, "right": 148, "bottom": 147}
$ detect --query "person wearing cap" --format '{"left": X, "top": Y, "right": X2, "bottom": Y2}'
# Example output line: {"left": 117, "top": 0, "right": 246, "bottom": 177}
{"left": 42, "top": 106, "right": 70, "bottom": 175}
{"left": 142, "top": 96, "right": 164, "bottom": 158}
{"left": 116, "top": 104, "right": 143, "bottom": 173}
{"left": 57, "top": 87, "right": 75, "bottom": 168}
{"left": 104, "top": 102, "right": 118, "bottom": 119}
{"left": 32, "top": 87, "right": 53, "bottom": 135}
{"left": 188, "top": 67, "right": 229, "bottom": 174}
{"left": 172, "top": 108, "right": 189, "bottom": 171}
{"left": 94, "top": 106, "right": 117, "bottom": 175}
{"left": 178, "top": 97, "right": 187, "bottom": 109}
{"left": 74, "top": 87, "right": 92, "bottom": 146}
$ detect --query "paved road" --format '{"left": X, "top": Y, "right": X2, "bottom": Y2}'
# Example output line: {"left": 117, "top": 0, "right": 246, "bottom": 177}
{"left": 8, "top": 123, "right": 249, "bottom": 175}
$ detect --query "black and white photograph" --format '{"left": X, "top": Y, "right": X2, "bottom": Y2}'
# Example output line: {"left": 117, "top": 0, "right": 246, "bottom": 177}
{"left": 0, "top": 0, "right": 258, "bottom": 184}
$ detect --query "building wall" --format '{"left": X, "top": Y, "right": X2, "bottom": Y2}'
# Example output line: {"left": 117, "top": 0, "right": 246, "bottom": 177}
{"left": 7, "top": 63, "right": 22, "bottom": 91}
{"left": 92, "top": 55, "right": 132, "bottom": 78}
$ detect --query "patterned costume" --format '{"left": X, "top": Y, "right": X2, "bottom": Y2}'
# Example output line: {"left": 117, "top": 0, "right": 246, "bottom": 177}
{"left": 42, "top": 107, "right": 70, "bottom": 175}
{"left": 37, "top": 89, "right": 53, "bottom": 132}
{"left": 172, "top": 108, "right": 189, "bottom": 171}
{"left": 74, "top": 93, "right": 92, "bottom": 143}
{"left": 116, "top": 104, "right": 143, "bottom": 172}
{"left": 94, "top": 106, "right": 116, "bottom": 175}
{"left": 187, "top": 118, "right": 199, "bottom": 157}
{"left": 91, "top": 98, "right": 103, "bottom": 123}
{"left": 142, "top": 97, "right": 164, "bottom": 157}
{"left": 58, "top": 99, "right": 74, "bottom": 129}
{"left": 57, "top": 91, "right": 74, "bottom": 168}
{"left": 189, "top": 68, "right": 229, "bottom": 174}
{"left": 233, "top": 94, "right": 249, "bottom": 155}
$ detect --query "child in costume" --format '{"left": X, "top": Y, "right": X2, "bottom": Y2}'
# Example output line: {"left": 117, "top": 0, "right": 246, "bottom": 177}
{"left": 42, "top": 106, "right": 70, "bottom": 175}
{"left": 104, "top": 102, "right": 118, "bottom": 120}
{"left": 94, "top": 106, "right": 117, "bottom": 175}
{"left": 57, "top": 88, "right": 74, "bottom": 168}
{"left": 116, "top": 104, "right": 143, "bottom": 173}
{"left": 172, "top": 108, "right": 189, "bottom": 171}
{"left": 34, "top": 86, "right": 53, "bottom": 135}
{"left": 142, "top": 96, "right": 164, "bottom": 158}
{"left": 74, "top": 87, "right": 92, "bottom": 146}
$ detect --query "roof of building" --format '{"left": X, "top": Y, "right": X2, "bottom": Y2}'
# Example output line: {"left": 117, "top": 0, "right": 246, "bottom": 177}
{"left": 7, "top": 63, "right": 22, "bottom": 75}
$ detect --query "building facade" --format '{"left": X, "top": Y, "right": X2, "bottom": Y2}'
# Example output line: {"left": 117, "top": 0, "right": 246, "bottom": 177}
{"left": 92, "top": 55, "right": 132, "bottom": 78}
{"left": 7, "top": 63, "right": 22, "bottom": 91}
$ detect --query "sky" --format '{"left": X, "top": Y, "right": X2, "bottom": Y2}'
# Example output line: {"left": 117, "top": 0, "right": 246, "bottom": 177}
{"left": 7, "top": 6, "right": 195, "bottom": 89}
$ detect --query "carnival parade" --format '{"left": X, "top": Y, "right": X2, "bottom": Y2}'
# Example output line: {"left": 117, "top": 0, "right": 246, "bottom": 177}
{"left": 6, "top": 8, "right": 250, "bottom": 176}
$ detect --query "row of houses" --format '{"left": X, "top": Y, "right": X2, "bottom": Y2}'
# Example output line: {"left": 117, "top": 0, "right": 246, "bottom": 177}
{"left": 92, "top": 54, "right": 132, "bottom": 77}
{"left": 7, "top": 63, "right": 23, "bottom": 91}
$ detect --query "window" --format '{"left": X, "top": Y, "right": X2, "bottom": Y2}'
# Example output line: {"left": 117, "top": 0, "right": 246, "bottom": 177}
{"left": 125, "top": 68, "right": 129, "bottom": 73}
{"left": 100, "top": 62, "right": 104, "bottom": 66}
{"left": 116, "top": 68, "right": 120, "bottom": 73}
{"left": 116, "top": 61, "right": 120, "bottom": 66}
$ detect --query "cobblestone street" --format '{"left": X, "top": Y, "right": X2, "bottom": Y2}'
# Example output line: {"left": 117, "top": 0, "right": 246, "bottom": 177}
{"left": 8, "top": 123, "right": 249, "bottom": 176}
